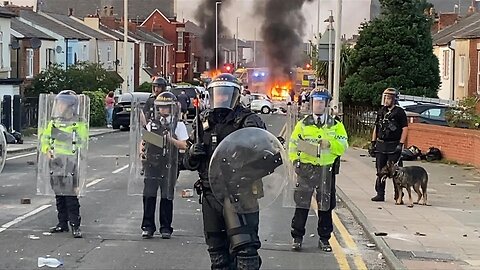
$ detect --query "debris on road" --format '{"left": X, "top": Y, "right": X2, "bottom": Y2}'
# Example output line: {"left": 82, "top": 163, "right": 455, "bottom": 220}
{"left": 37, "top": 257, "right": 63, "bottom": 268}
{"left": 374, "top": 232, "right": 388, "bottom": 236}
{"left": 366, "top": 243, "right": 376, "bottom": 248}
{"left": 42, "top": 232, "right": 52, "bottom": 236}
{"left": 182, "top": 189, "right": 194, "bottom": 198}
{"left": 28, "top": 235, "right": 40, "bottom": 240}
{"left": 415, "top": 232, "right": 426, "bottom": 236}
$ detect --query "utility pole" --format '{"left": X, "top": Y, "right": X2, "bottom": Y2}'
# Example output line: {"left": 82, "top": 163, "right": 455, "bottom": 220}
{"left": 333, "top": 0, "right": 343, "bottom": 108}
{"left": 253, "top": 28, "right": 256, "bottom": 68}
{"left": 316, "top": 0, "right": 321, "bottom": 87}
{"left": 123, "top": 0, "right": 128, "bottom": 93}
{"left": 215, "top": 1, "right": 221, "bottom": 69}
{"left": 236, "top": 17, "right": 239, "bottom": 68}
{"left": 328, "top": 11, "right": 333, "bottom": 94}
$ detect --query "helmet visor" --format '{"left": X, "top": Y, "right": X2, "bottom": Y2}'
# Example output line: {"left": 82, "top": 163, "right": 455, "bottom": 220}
{"left": 154, "top": 102, "right": 178, "bottom": 124}
{"left": 311, "top": 97, "right": 327, "bottom": 115}
{"left": 208, "top": 86, "right": 240, "bottom": 109}
{"left": 52, "top": 95, "right": 78, "bottom": 119}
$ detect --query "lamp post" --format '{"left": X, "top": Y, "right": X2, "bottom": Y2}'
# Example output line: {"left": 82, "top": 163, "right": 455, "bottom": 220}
{"left": 215, "top": 1, "right": 221, "bottom": 69}
{"left": 123, "top": 0, "right": 129, "bottom": 93}
{"left": 333, "top": 0, "right": 342, "bottom": 108}
{"left": 235, "top": 16, "right": 239, "bottom": 68}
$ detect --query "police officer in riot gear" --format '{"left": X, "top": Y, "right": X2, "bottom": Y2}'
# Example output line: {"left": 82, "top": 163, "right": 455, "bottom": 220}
{"left": 39, "top": 90, "right": 89, "bottom": 238}
{"left": 369, "top": 88, "right": 408, "bottom": 202}
{"left": 183, "top": 73, "right": 266, "bottom": 270}
{"left": 288, "top": 88, "right": 348, "bottom": 251}
{"left": 143, "top": 77, "right": 169, "bottom": 122}
{"left": 141, "top": 92, "right": 189, "bottom": 239}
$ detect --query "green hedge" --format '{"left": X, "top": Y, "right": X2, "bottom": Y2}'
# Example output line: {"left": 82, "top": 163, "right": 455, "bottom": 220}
{"left": 83, "top": 90, "right": 106, "bottom": 127}
{"left": 137, "top": 82, "right": 152, "bottom": 92}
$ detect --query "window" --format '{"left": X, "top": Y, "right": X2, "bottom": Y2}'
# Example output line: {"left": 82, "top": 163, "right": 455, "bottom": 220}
{"left": 26, "top": 48, "right": 34, "bottom": 78}
{"left": 82, "top": 45, "right": 87, "bottom": 61}
{"left": 177, "top": 31, "right": 184, "bottom": 51}
{"left": 421, "top": 108, "right": 445, "bottom": 120}
{"left": 46, "top": 48, "right": 55, "bottom": 67}
{"left": 459, "top": 55, "right": 466, "bottom": 86}
{"left": 477, "top": 51, "right": 480, "bottom": 94}
{"left": 443, "top": 50, "right": 449, "bottom": 79}
{"left": 67, "top": 46, "right": 73, "bottom": 66}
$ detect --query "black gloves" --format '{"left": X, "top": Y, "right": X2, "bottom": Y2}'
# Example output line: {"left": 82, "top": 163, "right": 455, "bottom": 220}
{"left": 368, "top": 141, "right": 376, "bottom": 157}
{"left": 188, "top": 143, "right": 207, "bottom": 159}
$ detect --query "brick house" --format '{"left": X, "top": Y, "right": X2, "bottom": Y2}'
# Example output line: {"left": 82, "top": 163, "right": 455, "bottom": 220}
{"left": 140, "top": 9, "right": 191, "bottom": 83}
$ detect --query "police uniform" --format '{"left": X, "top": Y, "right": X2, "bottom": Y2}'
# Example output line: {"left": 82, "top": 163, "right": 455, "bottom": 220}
{"left": 371, "top": 104, "right": 408, "bottom": 201}
{"left": 184, "top": 74, "right": 266, "bottom": 270}
{"left": 288, "top": 89, "right": 348, "bottom": 251}
{"left": 141, "top": 92, "right": 188, "bottom": 239}
{"left": 40, "top": 91, "right": 88, "bottom": 238}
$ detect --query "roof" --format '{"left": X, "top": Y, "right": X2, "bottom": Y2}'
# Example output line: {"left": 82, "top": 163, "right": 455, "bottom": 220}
{"left": 44, "top": 13, "right": 114, "bottom": 40}
{"left": 433, "top": 13, "right": 480, "bottom": 45}
{"left": 99, "top": 25, "right": 134, "bottom": 42}
{"left": 37, "top": 0, "right": 174, "bottom": 21}
{"left": 0, "top": 7, "right": 16, "bottom": 18}
{"left": 219, "top": 38, "right": 250, "bottom": 51}
{"left": 185, "top": 21, "right": 203, "bottom": 36}
{"left": 135, "top": 29, "right": 170, "bottom": 45}
{"left": 11, "top": 18, "right": 56, "bottom": 40}
{"left": 19, "top": 9, "right": 90, "bottom": 40}
{"left": 371, "top": 0, "right": 474, "bottom": 18}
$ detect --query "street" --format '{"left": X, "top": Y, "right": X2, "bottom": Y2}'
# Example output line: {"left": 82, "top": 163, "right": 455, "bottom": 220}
{"left": 0, "top": 115, "right": 387, "bottom": 269}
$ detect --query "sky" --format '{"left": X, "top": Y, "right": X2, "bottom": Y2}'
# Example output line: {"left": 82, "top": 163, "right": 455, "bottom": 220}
{"left": 9, "top": 0, "right": 372, "bottom": 41}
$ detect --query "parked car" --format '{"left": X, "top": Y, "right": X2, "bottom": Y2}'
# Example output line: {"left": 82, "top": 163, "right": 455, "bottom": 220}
{"left": 250, "top": 93, "right": 273, "bottom": 114}
{"left": 403, "top": 103, "right": 449, "bottom": 126}
{"left": 0, "top": 124, "right": 23, "bottom": 144}
{"left": 112, "top": 92, "right": 151, "bottom": 130}
{"left": 170, "top": 86, "right": 203, "bottom": 119}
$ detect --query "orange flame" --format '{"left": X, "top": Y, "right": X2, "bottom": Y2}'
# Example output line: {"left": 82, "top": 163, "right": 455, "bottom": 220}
{"left": 202, "top": 69, "right": 222, "bottom": 80}
{"left": 269, "top": 80, "right": 293, "bottom": 101}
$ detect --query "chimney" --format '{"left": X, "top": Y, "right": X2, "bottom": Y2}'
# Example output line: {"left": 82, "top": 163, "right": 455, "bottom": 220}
{"left": 103, "top": 6, "right": 108, "bottom": 17}
{"left": 109, "top": 6, "right": 114, "bottom": 16}
{"left": 3, "top": 1, "right": 9, "bottom": 6}
{"left": 68, "top": 8, "right": 73, "bottom": 16}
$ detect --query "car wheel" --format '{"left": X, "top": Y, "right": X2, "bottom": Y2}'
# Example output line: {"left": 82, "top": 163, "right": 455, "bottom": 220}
{"left": 261, "top": 106, "right": 271, "bottom": 114}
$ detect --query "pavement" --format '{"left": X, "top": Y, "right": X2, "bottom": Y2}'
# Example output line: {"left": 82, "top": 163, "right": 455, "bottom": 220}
{"left": 6, "top": 128, "right": 120, "bottom": 154}
{"left": 338, "top": 148, "right": 480, "bottom": 270}
{"left": 0, "top": 115, "right": 388, "bottom": 270}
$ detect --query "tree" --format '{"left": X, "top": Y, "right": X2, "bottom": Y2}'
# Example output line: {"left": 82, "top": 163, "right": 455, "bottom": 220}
{"left": 341, "top": 0, "right": 440, "bottom": 106}
{"left": 308, "top": 40, "right": 353, "bottom": 87}
{"left": 26, "top": 62, "right": 123, "bottom": 96}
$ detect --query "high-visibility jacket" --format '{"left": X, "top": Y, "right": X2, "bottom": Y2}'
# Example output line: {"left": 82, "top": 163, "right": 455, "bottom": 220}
{"left": 40, "top": 120, "right": 89, "bottom": 155}
{"left": 289, "top": 115, "right": 348, "bottom": 166}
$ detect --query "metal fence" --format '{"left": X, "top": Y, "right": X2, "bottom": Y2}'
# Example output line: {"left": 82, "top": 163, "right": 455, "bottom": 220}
{"left": 342, "top": 105, "right": 377, "bottom": 137}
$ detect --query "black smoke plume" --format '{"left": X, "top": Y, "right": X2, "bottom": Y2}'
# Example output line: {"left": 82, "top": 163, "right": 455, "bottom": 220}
{"left": 256, "top": 0, "right": 313, "bottom": 79}
{"left": 195, "top": 0, "right": 232, "bottom": 68}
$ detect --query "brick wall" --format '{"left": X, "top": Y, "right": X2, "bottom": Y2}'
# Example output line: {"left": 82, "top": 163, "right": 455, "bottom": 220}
{"left": 405, "top": 123, "right": 480, "bottom": 167}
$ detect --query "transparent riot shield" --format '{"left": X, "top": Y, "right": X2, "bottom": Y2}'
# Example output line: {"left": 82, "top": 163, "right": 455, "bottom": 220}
{"left": 209, "top": 127, "right": 287, "bottom": 214}
{"left": 128, "top": 95, "right": 179, "bottom": 199}
{"left": 0, "top": 130, "right": 6, "bottom": 174}
{"left": 284, "top": 106, "right": 333, "bottom": 211}
{"left": 36, "top": 93, "right": 90, "bottom": 196}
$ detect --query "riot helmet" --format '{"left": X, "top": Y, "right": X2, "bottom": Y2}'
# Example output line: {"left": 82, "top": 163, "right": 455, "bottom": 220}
{"left": 154, "top": 92, "right": 178, "bottom": 125}
{"left": 152, "top": 77, "right": 168, "bottom": 96}
{"left": 52, "top": 90, "right": 78, "bottom": 120}
{"left": 207, "top": 73, "right": 241, "bottom": 110}
{"left": 310, "top": 88, "right": 332, "bottom": 116}
{"left": 382, "top": 88, "right": 399, "bottom": 107}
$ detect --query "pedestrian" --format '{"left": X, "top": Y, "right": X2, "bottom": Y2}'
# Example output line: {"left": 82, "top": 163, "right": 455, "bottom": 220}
{"left": 38, "top": 90, "right": 89, "bottom": 238}
{"left": 287, "top": 88, "right": 348, "bottom": 251}
{"left": 138, "top": 92, "right": 189, "bottom": 239}
{"left": 177, "top": 90, "right": 190, "bottom": 121}
{"left": 105, "top": 91, "right": 115, "bottom": 128}
{"left": 240, "top": 89, "right": 252, "bottom": 108}
{"left": 183, "top": 73, "right": 267, "bottom": 269}
{"left": 369, "top": 88, "right": 408, "bottom": 202}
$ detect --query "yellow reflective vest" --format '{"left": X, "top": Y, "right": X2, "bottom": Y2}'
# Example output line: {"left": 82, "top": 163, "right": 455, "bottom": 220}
{"left": 40, "top": 120, "right": 89, "bottom": 155}
{"left": 288, "top": 115, "right": 348, "bottom": 166}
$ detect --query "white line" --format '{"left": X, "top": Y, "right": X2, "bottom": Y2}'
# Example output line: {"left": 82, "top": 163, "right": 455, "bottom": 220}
{"left": 0, "top": 204, "right": 51, "bottom": 233}
{"left": 86, "top": 178, "right": 105, "bottom": 188}
{"left": 112, "top": 165, "right": 129, "bottom": 174}
{"left": 6, "top": 152, "right": 36, "bottom": 161}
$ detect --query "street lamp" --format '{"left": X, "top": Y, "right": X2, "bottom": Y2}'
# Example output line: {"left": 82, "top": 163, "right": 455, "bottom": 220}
{"left": 333, "top": 0, "right": 342, "bottom": 108}
{"left": 215, "top": 1, "right": 221, "bottom": 70}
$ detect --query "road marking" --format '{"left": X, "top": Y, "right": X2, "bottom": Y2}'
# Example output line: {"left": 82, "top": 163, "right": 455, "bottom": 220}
{"left": 112, "top": 164, "right": 129, "bottom": 174}
{"left": 86, "top": 178, "right": 105, "bottom": 188}
{"left": 0, "top": 204, "right": 51, "bottom": 233}
{"left": 330, "top": 234, "right": 351, "bottom": 270}
{"left": 6, "top": 152, "right": 36, "bottom": 161}
{"left": 332, "top": 211, "right": 368, "bottom": 270}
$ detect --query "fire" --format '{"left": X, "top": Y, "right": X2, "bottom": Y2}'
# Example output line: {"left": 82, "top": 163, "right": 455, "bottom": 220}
{"left": 201, "top": 69, "right": 222, "bottom": 80}
{"left": 269, "top": 80, "right": 293, "bottom": 101}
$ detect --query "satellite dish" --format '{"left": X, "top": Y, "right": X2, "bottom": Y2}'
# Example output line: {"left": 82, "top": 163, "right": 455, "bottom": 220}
{"left": 56, "top": 45, "right": 63, "bottom": 53}
{"left": 10, "top": 40, "right": 20, "bottom": 50}
{"left": 31, "top": 38, "right": 42, "bottom": 49}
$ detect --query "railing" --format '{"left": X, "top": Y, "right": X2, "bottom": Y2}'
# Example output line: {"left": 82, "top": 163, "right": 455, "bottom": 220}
{"left": 21, "top": 97, "right": 39, "bottom": 129}
{"left": 342, "top": 105, "right": 377, "bottom": 137}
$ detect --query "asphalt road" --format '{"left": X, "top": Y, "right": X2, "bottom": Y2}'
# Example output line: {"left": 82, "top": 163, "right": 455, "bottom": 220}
{"left": 0, "top": 114, "right": 387, "bottom": 269}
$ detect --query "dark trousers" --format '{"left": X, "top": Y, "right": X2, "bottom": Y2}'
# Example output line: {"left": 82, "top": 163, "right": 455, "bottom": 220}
{"left": 55, "top": 195, "right": 81, "bottom": 227}
{"left": 202, "top": 189, "right": 261, "bottom": 270}
{"left": 142, "top": 197, "right": 173, "bottom": 233}
{"left": 291, "top": 175, "right": 336, "bottom": 241}
{"left": 375, "top": 151, "right": 403, "bottom": 199}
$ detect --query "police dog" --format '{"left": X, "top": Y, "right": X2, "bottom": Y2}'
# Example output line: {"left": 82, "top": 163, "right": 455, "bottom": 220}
{"left": 378, "top": 161, "right": 429, "bottom": 207}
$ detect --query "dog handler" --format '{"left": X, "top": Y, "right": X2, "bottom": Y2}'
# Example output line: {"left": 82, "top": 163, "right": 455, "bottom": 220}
{"left": 369, "top": 88, "right": 408, "bottom": 202}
